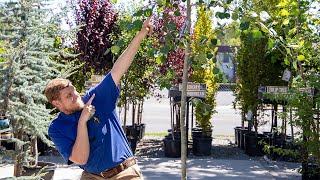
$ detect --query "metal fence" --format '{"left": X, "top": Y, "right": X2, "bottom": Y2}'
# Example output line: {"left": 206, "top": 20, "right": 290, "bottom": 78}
{"left": 118, "top": 83, "right": 242, "bottom": 136}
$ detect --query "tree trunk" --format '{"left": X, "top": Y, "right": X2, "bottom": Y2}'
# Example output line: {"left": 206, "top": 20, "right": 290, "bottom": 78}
{"left": 180, "top": 0, "right": 191, "bottom": 179}
{"left": 14, "top": 133, "right": 23, "bottom": 177}
{"left": 30, "top": 137, "right": 38, "bottom": 166}
{"left": 132, "top": 102, "right": 136, "bottom": 127}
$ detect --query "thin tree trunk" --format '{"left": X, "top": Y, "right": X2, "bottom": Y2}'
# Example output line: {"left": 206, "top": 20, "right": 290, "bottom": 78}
{"left": 30, "top": 137, "right": 38, "bottom": 166}
{"left": 180, "top": 0, "right": 191, "bottom": 179}
{"left": 132, "top": 102, "right": 136, "bottom": 127}
{"left": 14, "top": 133, "right": 23, "bottom": 177}
{"left": 123, "top": 101, "right": 127, "bottom": 133}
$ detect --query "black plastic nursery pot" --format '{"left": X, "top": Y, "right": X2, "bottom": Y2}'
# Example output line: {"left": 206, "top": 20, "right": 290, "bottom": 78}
{"left": 163, "top": 138, "right": 181, "bottom": 158}
{"left": 239, "top": 128, "right": 248, "bottom": 149}
{"left": 140, "top": 123, "right": 146, "bottom": 139}
{"left": 234, "top": 126, "right": 243, "bottom": 145}
{"left": 192, "top": 137, "right": 212, "bottom": 156}
{"left": 126, "top": 125, "right": 141, "bottom": 140}
{"left": 302, "top": 163, "right": 320, "bottom": 180}
{"left": 127, "top": 136, "right": 138, "bottom": 154}
{"left": 22, "top": 161, "right": 56, "bottom": 180}
{"left": 243, "top": 133, "right": 268, "bottom": 157}
{"left": 192, "top": 128, "right": 212, "bottom": 139}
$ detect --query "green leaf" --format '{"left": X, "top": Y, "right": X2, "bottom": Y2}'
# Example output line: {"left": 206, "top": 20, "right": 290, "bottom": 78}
{"left": 299, "top": 40, "right": 305, "bottom": 48}
{"left": 280, "top": 9, "right": 289, "bottom": 16}
{"left": 157, "top": 7, "right": 163, "bottom": 13}
{"left": 222, "top": 78, "right": 228, "bottom": 83}
{"left": 157, "top": 0, "right": 163, "bottom": 5}
{"left": 133, "top": 10, "right": 143, "bottom": 16}
{"left": 156, "top": 57, "right": 162, "bottom": 64}
{"left": 186, "top": 36, "right": 191, "bottom": 43}
{"left": 174, "top": 10, "right": 181, "bottom": 16}
{"left": 231, "top": 13, "right": 238, "bottom": 20}
{"left": 240, "top": 21, "right": 250, "bottom": 30}
{"left": 160, "top": 46, "right": 169, "bottom": 54}
{"left": 147, "top": 49, "right": 154, "bottom": 57}
{"left": 198, "top": 53, "right": 207, "bottom": 61}
{"left": 285, "top": 47, "right": 291, "bottom": 54}
{"left": 168, "top": 23, "right": 176, "bottom": 30}
{"left": 144, "top": 9, "right": 153, "bottom": 17}
{"left": 163, "top": 13, "right": 169, "bottom": 19}
{"left": 213, "top": 67, "right": 220, "bottom": 74}
{"left": 305, "top": 41, "right": 312, "bottom": 48}
{"left": 126, "top": 23, "right": 135, "bottom": 31}
{"left": 212, "top": 58, "right": 217, "bottom": 63}
{"left": 252, "top": 29, "right": 263, "bottom": 39}
{"left": 116, "top": 39, "right": 125, "bottom": 47}
{"left": 293, "top": 60, "right": 297, "bottom": 70}
{"left": 226, "top": 0, "right": 233, "bottom": 4}
{"left": 282, "top": 19, "right": 290, "bottom": 26}
{"left": 199, "top": 36, "right": 208, "bottom": 44}
{"left": 224, "top": 13, "right": 230, "bottom": 19}
{"left": 211, "top": 39, "right": 217, "bottom": 46}
{"left": 207, "top": 53, "right": 213, "bottom": 59}
{"left": 297, "top": 55, "right": 305, "bottom": 61}
{"left": 260, "top": 22, "right": 269, "bottom": 33}
{"left": 111, "top": 46, "right": 120, "bottom": 54}
{"left": 268, "top": 39, "right": 275, "bottom": 49}
{"left": 284, "top": 57, "right": 290, "bottom": 65}
{"left": 133, "top": 20, "right": 143, "bottom": 30}
{"left": 218, "top": 12, "right": 225, "bottom": 19}
{"left": 112, "top": 0, "right": 118, "bottom": 3}
{"left": 235, "top": 29, "right": 241, "bottom": 36}
{"left": 288, "top": 27, "right": 297, "bottom": 36}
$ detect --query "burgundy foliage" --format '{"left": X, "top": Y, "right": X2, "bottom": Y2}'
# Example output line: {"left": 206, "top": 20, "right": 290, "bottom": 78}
{"left": 72, "top": 0, "right": 118, "bottom": 74}
{"left": 153, "top": 1, "right": 192, "bottom": 84}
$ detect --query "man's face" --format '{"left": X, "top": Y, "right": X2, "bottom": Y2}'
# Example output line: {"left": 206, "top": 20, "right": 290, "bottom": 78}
{"left": 54, "top": 83, "right": 84, "bottom": 114}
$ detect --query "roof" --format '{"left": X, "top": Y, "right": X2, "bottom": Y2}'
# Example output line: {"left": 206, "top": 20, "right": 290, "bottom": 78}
{"left": 216, "top": 46, "right": 239, "bottom": 53}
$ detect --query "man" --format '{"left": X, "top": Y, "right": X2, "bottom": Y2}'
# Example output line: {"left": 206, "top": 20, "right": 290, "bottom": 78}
{"left": 45, "top": 18, "right": 153, "bottom": 180}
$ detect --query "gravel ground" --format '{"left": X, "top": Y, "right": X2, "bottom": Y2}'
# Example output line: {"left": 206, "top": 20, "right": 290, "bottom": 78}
{"left": 136, "top": 137, "right": 258, "bottom": 160}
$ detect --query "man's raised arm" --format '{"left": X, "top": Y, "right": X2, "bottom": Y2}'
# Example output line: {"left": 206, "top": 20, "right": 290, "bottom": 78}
{"left": 110, "top": 18, "right": 153, "bottom": 85}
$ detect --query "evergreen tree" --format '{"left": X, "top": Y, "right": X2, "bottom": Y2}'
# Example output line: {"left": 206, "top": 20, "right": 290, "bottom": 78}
{"left": 0, "top": 0, "right": 74, "bottom": 177}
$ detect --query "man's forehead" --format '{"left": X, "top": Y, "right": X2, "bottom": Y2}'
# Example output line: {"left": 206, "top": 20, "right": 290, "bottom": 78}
{"left": 60, "top": 84, "right": 73, "bottom": 93}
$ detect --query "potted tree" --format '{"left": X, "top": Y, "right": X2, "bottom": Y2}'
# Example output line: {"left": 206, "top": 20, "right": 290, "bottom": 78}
{"left": 235, "top": 14, "right": 285, "bottom": 156}
{"left": 109, "top": 3, "right": 156, "bottom": 153}
{"left": 152, "top": 1, "right": 189, "bottom": 158}
{"left": 0, "top": 0, "right": 74, "bottom": 178}
{"left": 190, "top": 5, "right": 218, "bottom": 156}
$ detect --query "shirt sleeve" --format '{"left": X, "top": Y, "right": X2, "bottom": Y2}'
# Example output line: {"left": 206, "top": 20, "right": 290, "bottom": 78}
{"left": 84, "top": 72, "right": 120, "bottom": 112}
{"left": 48, "top": 124, "right": 74, "bottom": 165}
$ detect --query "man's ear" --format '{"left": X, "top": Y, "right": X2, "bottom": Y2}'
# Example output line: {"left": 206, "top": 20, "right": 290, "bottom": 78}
{"left": 52, "top": 100, "right": 62, "bottom": 109}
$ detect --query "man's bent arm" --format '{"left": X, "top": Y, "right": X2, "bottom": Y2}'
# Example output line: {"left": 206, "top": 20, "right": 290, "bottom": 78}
{"left": 69, "top": 120, "right": 90, "bottom": 165}
{"left": 69, "top": 94, "right": 95, "bottom": 165}
{"left": 111, "top": 18, "right": 152, "bottom": 85}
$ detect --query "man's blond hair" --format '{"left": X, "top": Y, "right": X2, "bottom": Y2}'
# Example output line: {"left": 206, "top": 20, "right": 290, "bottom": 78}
{"left": 45, "top": 78, "right": 71, "bottom": 103}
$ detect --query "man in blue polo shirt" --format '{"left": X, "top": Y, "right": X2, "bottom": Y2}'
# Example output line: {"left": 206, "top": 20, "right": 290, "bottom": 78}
{"left": 44, "top": 18, "right": 153, "bottom": 179}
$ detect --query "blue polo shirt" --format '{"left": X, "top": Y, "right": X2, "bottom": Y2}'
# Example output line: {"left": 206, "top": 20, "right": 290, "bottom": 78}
{"left": 48, "top": 73, "right": 133, "bottom": 174}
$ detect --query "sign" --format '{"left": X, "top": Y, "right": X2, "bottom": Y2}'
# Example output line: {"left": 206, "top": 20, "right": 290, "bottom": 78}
{"left": 258, "top": 86, "right": 288, "bottom": 93}
{"left": 179, "top": 83, "right": 206, "bottom": 91}
{"left": 84, "top": 75, "right": 105, "bottom": 91}
{"left": 282, "top": 69, "right": 291, "bottom": 82}
{"left": 258, "top": 86, "right": 314, "bottom": 98}
{"left": 179, "top": 83, "right": 206, "bottom": 98}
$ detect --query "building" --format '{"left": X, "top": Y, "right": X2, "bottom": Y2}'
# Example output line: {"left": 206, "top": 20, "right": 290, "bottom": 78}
{"left": 216, "top": 46, "right": 239, "bottom": 82}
